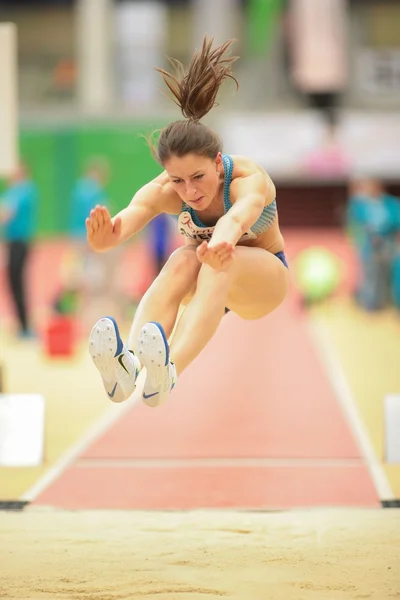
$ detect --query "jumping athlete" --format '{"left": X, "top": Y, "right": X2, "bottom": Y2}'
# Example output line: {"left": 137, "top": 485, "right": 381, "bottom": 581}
{"left": 86, "top": 37, "right": 289, "bottom": 407}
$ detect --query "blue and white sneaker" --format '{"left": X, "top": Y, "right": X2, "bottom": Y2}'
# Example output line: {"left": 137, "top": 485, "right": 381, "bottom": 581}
{"left": 138, "top": 322, "right": 177, "bottom": 408}
{"left": 89, "top": 316, "right": 141, "bottom": 403}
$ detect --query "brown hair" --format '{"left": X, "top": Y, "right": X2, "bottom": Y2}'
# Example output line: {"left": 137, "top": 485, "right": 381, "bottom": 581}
{"left": 149, "top": 37, "right": 239, "bottom": 164}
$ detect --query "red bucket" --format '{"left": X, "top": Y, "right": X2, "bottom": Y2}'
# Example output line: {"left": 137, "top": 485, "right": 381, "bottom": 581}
{"left": 44, "top": 315, "right": 76, "bottom": 357}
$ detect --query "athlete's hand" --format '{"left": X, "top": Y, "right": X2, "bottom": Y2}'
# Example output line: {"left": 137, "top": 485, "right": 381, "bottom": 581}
{"left": 86, "top": 205, "right": 122, "bottom": 252}
{"left": 196, "top": 240, "right": 234, "bottom": 270}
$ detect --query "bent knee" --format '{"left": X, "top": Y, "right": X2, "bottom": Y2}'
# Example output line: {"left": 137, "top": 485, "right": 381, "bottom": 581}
{"left": 162, "top": 245, "right": 201, "bottom": 280}
{"left": 228, "top": 266, "right": 289, "bottom": 319}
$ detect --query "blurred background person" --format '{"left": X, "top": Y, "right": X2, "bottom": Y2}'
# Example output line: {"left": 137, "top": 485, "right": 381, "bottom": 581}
{"left": 284, "top": 0, "right": 350, "bottom": 176}
{"left": 285, "top": 0, "right": 348, "bottom": 124}
{"left": 67, "top": 157, "right": 124, "bottom": 328}
{"left": 347, "top": 178, "right": 400, "bottom": 311}
{"left": 148, "top": 213, "right": 175, "bottom": 276}
{"left": 0, "top": 161, "right": 37, "bottom": 338}
{"left": 391, "top": 230, "right": 400, "bottom": 312}
{"left": 69, "top": 157, "right": 111, "bottom": 243}
{"left": 300, "top": 119, "right": 352, "bottom": 179}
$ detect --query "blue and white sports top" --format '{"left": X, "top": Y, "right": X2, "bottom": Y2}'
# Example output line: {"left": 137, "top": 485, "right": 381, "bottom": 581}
{"left": 172, "top": 154, "right": 276, "bottom": 243}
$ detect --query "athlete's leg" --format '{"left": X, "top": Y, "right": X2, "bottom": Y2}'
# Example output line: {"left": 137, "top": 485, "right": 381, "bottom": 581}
{"left": 127, "top": 244, "right": 200, "bottom": 353}
{"left": 169, "top": 263, "right": 231, "bottom": 374}
{"left": 170, "top": 246, "right": 289, "bottom": 373}
{"left": 138, "top": 246, "right": 288, "bottom": 406}
{"left": 225, "top": 247, "right": 289, "bottom": 320}
{"left": 89, "top": 316, "right": 141, "bottom": 403}
{"left": 89, "top": 244, "right": 200, "bottom": 404}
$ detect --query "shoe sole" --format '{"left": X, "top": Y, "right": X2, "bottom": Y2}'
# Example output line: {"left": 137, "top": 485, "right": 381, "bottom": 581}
{"left": 139, "top": 322, "right": 169, "bottom": 407}
{"left": 89, "top": 316, "right": 123, "bottom": 383}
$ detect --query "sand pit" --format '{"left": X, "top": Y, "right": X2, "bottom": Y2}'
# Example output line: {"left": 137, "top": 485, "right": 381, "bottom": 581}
{"left": 1, "top": 507, "right": 399, "bottom": 599}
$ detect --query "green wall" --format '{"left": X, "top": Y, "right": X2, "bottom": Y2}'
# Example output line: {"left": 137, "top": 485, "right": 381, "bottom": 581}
{"left": 11, "top": 120, "right": 168, "bottom": 237}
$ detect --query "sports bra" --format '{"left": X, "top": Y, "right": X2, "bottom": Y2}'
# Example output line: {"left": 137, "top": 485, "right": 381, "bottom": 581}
{"left": 172, "top": 154, "right": 277, "bottom": 243}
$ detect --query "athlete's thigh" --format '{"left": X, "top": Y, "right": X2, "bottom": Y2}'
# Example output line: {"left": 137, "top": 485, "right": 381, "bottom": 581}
{"left": 227, "top": 246, "right": 289, "bottom": 319}
{"left": 173, "top": 244, "right": 199, "bottom": 306}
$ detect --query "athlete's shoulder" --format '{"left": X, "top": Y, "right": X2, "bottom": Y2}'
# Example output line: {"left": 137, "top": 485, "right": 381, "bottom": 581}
{"left": 147, "top": 171, "right": 182, "bottom": 215}
{"left": 228, "top": 154, "right": 269, "bottom": 179}
{"left": 228, "top": 155, "right": 276, "bottom": 204}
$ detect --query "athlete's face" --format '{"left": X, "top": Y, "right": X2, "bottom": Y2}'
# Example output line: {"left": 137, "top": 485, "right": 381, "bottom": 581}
{"left": 164, "top": 152, "right": 223, "bottom": 211}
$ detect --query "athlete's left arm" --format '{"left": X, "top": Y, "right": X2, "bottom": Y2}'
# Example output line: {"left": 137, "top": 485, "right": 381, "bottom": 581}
{"left": 209, "top": 173, "right": 275, "bottom": 248}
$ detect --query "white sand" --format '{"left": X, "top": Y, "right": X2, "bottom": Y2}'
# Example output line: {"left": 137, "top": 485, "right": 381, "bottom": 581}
{"left": 1, "top": 507, "right": 399, "bottom": 599}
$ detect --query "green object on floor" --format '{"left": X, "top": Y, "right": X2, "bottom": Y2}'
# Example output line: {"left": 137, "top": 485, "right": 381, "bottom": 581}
{"left": 295, "top": 247, "right": 343, "bottom": 303}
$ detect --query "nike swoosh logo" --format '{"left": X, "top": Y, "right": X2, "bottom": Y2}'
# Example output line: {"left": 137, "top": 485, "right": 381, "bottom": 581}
{"left": 143, "top": 391, "right": 159, "bottom": 400}
{"left": 107, "top": 382, "right": 118, "bottom": 398}
{"left": 118, "top": 354, "right": 130, "bottom": 375}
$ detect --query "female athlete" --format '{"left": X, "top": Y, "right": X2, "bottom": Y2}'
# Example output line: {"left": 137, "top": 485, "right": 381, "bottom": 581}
{"left": 86, "top": 37, "right": 289, "bottom": 407}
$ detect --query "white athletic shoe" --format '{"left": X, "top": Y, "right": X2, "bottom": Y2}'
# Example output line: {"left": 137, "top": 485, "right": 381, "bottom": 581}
{"left": 138, "top": 321, "right": 177, "bottom": 408}
{"left": 89, "top": 316, "right": 141, "bottom": 403}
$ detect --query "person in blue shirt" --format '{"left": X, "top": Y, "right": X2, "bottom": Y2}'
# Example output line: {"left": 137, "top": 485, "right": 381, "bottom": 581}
{"left": 65, "top": 157, "right": 125, "bottom": 323}
{"left": 70, "top": 157, "right": 110, "bottom": 240}
{"left": 68, "top": 157, "right": 113, "bottom": 295}
{"left": 0, "top": 162, "right": 38, "bottom": 337}
{"left": 347, "top": 178, "right": 400, "bottom": 311}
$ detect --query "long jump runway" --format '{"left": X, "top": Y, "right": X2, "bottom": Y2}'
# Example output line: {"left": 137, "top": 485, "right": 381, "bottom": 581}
{"left": 30, "top": 295, "right": 378, "bottom": 510}
{"left": 0, "top": 232, "right": 383, "bottom": 510}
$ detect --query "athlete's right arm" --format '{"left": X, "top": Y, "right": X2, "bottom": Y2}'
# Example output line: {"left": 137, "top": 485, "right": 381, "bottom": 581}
{"left": 86, "top": 181, "right": 165, "bottom": 252}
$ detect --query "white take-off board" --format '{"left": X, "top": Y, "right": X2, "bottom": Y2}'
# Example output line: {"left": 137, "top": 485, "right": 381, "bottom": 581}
{"left": 384, "top": 394, "right": 400, "bottom": 464}
{"left": 0, "top": 23, "right": 18, "bottom": 177}
{"left": 0, "top": 394, "right": 45, "bottom": 467}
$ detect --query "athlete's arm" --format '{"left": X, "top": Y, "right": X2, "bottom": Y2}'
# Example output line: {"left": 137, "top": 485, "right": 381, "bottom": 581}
{"left": 196, "top": 172, "right": 274, "bottom": 270}
{"left": 210, "top": 172, "right": 274, "bottom": 247}
{"left": 86, "top": 181, "right": 170, "bottom": 252}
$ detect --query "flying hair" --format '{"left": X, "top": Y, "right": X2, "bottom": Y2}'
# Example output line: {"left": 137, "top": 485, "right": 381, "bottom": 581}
{"left": 156, "top": 36, "right": 239, "bottom": 121}
{"left": 147, "top": 37, "right": 239, "bottom": 164}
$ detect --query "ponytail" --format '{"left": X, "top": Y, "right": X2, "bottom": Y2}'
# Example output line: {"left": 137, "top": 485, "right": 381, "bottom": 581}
{"left": 156, "top": 36, "right": 239, "bottom": 121}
